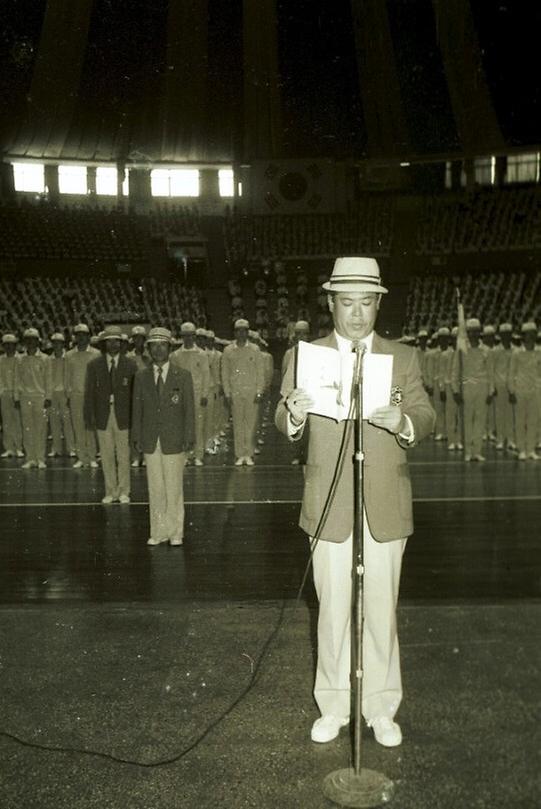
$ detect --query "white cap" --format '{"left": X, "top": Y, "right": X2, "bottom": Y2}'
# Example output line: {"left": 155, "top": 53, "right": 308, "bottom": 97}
{"left": 438, "top": 327, "right": 450, "bottom": 336}
{"left": 498, "top": 323, "right": 513, "bottom": 333}
{"left": 2, "top": 333, "right": 17, "bottom": 344}
{"left": 23, "top": 328, "right": 40, "bottom": 339}
{"left": 521, "top": 321, "right": 537, "bottom": 333}
{"left": 73, "top": 323, "right": 90, "bottom": 334}
{"left": 418, "top": 329, "right": 429, "bottom": 337}
{"left": 482, "top": 325, "right": 495, "bottom": 335}
{"left": 234, "top": 318, "right": 249, "bottom": 330}
{"left": 50, "top": 332, "right": 65, "bottom": 342}
{"left": 195, "top": 328, "right": 207, "bottom": 336}
{"left": 466, "top": 318, "right": 481, "bottom": 330}
{"left": 181, "top": 322, "right": 196, "bottom": 334}
{"left": 131, "top": 326, "right": 146, "bottom": 337}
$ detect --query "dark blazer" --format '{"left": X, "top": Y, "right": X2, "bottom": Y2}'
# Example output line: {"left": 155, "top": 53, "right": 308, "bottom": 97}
{"left": 275, "top": 332, "right": 436, "bottom": 543}
{"left": 131, "top": 364, "right": 195, "bottom": 455}
{"left": 84, "top": 354, "right": 137, "bottom": 431}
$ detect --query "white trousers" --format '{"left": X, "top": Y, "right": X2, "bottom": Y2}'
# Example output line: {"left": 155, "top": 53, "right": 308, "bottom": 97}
{"left": 97, "top": 409, "right": 130, "bottom": 499}
{"left": 144, "top": 440, "right": 186, "bottom": 542}
{"left": 312, "top": 514, "right": 407, "bottom": 723}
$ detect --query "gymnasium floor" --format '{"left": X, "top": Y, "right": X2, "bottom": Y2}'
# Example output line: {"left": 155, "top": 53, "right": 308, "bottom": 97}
{"left": 0, "top": 417, "right": 539, "bottom": 808}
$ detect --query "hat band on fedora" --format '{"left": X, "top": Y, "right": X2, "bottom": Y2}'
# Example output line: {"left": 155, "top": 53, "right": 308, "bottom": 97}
{"left": 328, "top": 276, "right": 383, "bottom": 286}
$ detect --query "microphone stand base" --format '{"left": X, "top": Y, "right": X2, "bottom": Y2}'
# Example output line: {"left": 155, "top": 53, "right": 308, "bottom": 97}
{"left": 323, "top": 767, "right": 394, "bottom": 808}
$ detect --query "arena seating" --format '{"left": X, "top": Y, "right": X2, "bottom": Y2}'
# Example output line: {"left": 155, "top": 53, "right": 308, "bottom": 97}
{"left": 417, "top": 187, "right": 541, "bottom": 255}
{"left": 0, "top": 276, "right": 207, "bottom": 337}
{"left": 404, "top": 269, "right": 541, "bottom": 333}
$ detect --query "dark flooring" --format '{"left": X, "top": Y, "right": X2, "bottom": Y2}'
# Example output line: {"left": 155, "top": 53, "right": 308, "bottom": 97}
{"left": 0, "top": 420, "right": 540, "bottom": 808}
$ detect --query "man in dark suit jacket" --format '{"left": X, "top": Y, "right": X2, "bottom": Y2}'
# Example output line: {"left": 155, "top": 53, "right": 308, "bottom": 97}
{"left": 276, "top": 257, "right": 435, "bottom": 748}
{"left": 131, "top": 327, "right": 195, "bottom": 546}
{"left": 84, "top": 325, "right": 137, "bottom": 504}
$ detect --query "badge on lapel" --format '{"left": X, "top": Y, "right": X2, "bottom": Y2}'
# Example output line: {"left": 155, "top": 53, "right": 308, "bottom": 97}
{"left": 391, "top": 386, "right": 403, "bottom": 406}
{"left": 171, "top": 388, "right": 180, "bottom": 405}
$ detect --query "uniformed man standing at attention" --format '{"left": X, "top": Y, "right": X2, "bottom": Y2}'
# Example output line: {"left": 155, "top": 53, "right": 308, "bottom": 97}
{"left": 0, "top": 333, "right": 24, "bottom": 458}
{"left": 508, "top": 322, "right": 540, "bottom": 461}
{"left": 65, "top": 323, "right": 100, "bottom": 469}
{"left": 203, "top": 329, "right": 222, "bottom": 455}
{"left": 48, "top": 332, "right": 75, "bottom": 458}
{"left": 493, "top": 323, "right": 516, "bottom": 451}
{"left": 170, "top": 322, "right": 210, "bottom": 466}
{"left": 132, "top": 327, "right": 195, "bottom": 546}
{"left": 221, "top": 318, "right": 265, "bottom": 466}
{"left": 13, "top": 328, "right": 52, "bottom": 469}
{"left": 452, "top": 318, "right": 494, "bottom": 462}
{"left": 434, "top": 327, "right": 462, "bottom": 451}
{"left": 128, "top": 325, "right": 149, "bottom": 467}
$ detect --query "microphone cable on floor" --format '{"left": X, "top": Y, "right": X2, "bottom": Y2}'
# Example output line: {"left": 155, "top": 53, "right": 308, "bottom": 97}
{"left": 0, "top": 396, "right": 356, "bottom": 769}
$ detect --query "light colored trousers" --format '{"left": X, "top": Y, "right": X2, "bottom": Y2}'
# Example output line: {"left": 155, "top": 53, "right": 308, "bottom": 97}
{"left": 515, "top": 392, "right": 539, "bottom": 455}
{"left": 1, "top": 393, "right": 22, "bottom": 453}
{"left": 433, "top": 392, "right": 446, "bottom": 437}
{"left": 70, "top": 393, "right": 97, "bottom": 464}
{"left": 144, "top": 440, "right": 186, "bottom": 542}
{"left": 231, "top": 393, "right": 258, "bottom": 458}
{"left": 20, "top": 396, "right": 48, "bottom": 464}
{"left": 312, "top": 515, "right": 407, "bottom": 723}
{"left": 50, "top": 391, "right": 75, "bottom": 455}
{"left": 96, "top": 410, "right": 130, "bottom": 499}
{"left": 494, "top": 388, "right": 514, "bottom": 445}
{"left": 463, "top": 385, "right": 488, "bottom": 456}
{"left": 193, "top": 399, "right": 206, "bottom": 461}
{"left": 444, "top": 385, "right": 461, "bottom": 445}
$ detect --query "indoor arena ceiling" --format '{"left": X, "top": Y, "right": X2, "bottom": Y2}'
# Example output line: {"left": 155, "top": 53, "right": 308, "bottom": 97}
{"left": 0, "top": 0, "right": 539, "bottom": 164}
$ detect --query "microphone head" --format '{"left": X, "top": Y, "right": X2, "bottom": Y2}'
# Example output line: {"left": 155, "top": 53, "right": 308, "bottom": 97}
{"left": 351, "top": 339, "right": 366, "bottom": 353}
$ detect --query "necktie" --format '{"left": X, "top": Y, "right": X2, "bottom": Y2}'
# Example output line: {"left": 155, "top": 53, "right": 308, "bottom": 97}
{"left": 156, "top": 366, "right": 163, "bottom": 397}
{"left": 109, "top": 358, "right": 116, "bottom": 395}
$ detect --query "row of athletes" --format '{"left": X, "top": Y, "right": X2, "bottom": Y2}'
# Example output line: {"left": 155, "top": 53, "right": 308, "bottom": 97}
{"left": 0, "top": 319, "right": 274, "bottom": 477}
{"left": 415, "top": 319, "right": 541, "bottom": 461}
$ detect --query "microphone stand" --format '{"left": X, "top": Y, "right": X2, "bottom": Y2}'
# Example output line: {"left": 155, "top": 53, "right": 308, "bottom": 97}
{"left": 323, "top": 343, "right": 394, "bottom": 808}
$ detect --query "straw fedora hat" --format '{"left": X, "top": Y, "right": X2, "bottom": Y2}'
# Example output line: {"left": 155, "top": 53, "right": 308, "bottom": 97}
{"left": 322, "top": 257, "right": 388, "bottom": 294}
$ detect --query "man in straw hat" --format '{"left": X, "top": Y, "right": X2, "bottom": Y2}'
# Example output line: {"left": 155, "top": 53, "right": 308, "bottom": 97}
{"left": 276, "top": 257, "right": 435, "bottom": 747}
{"left": 48, "top": 332, "right": 75, "bottom": 458}
{"left": 84, "top": 326, "right": 137, "bottom": 503}
{"left": 132, "top": 327, "right": 195, "bottom": 546}
{"left": 170, "top": 322, "right": 210, "bottom": 466}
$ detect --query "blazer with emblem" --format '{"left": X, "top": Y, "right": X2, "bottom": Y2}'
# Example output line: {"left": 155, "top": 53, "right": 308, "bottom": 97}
{"left": 84, "top": 354, "right": 137, "bottom": 431}
{"left": 131, "top": 364, "right": 195, "bottom": 455}
{"left": 275, "top": 332, "right": 436, "bottom": 543}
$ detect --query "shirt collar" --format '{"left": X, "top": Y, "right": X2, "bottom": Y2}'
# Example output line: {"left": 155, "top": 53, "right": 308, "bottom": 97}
{"left": 334, "top": 330, "right": 374, "bottom": 354}
{"left": 154, "top": 360, "right": 170, "bottom": 377}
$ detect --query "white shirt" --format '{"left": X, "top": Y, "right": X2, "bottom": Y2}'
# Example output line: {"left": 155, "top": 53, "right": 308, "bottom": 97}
{"left": 153, "top": 361, "right": 170, "bottom": 385}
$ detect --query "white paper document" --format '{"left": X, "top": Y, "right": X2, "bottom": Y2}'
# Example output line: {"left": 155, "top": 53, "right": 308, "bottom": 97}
{"left": 296, "top": 341, "right": 393, "bottom": 422}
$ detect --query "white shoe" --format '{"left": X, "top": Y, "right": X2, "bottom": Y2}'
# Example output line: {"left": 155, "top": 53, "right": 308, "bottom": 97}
{"left": 254, "top": 448, "right": 261, "bottom": 455}
{"left": 311, "top": 715, "right": 349, "bottom": 744}
{"left": 244, "top": 456, "right": 254, "bottom": 466}
{"left": 16, "top": 450, "right": 25, "bottom": 458}
{"left": 131, "top": 460, "right": 140, "bottom": 468}
{"left": 146, "top": 536, "right": 168, "bottom": 546}
{"left": 72, "top": 460, "right": 84, "bottom": 469}
{"left": 234, "top": 458, "right": 244, "bottom": 466}
{"left": 464, "top": 454, "right": 472, "bottom": 462}
{"left": 528, "top": 452, "right": 540, "bottom": 461}
{"left": 369, "top": 717, "right": 402, "bottom": 747}
{"left": 291, "top": 458, "right": 301, "bottom": 465}
{"left": 447, "top": 443, "right": 456, "bottom": 451}
{"left": 1, "top": 451, "right": 13, "bottom": 458}
{"left": 495, "top": 442, "right": 504, "bottom": 450}
{"left": 434, "top": 434, "right": 444, "bottom": 441}
{"left": 194, "top": 458, "right": 204, "bottom": 467}
{"left": 101, "top": 496, "right": 115, "bottom": 504}
{"left": 518, "top": 451, "right": 527, "bottom": 460}
{"left": 47, "top": 451, "right": 58, "bottom": 458}
{"left": 473, "top": 454, "right": 486, "bottom": 462}
{"left": 21, "top": 461, "right": 36, "bottom": 469}
{"left": 37, "top": 461, "right": 47, "bottom": 469}
{"left": 257, "top": 438, "right": 265, "bottom": 445}
{"left": 170, "top": 537, "right": 183, "bottom": 546}
{"left": 142, "top": 459, "right": 146, "bottom": 467}
{"left": 456, "top": 443, "right": 463, "bottom": 450}
{"left": 118, "top": 494, "right": 130, "bottom": 504}
{"left": 90, "top": 461, "right": 99, "bottom": 469}
{"left": 69, "top": 451, "right": 77, "bottom": 457}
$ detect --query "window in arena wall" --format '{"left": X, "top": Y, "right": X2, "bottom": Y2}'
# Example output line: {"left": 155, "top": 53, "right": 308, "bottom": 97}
{"left": 506, "top": 153, "right": 540, "bottom": 184}
{"left": 151, "top": 168, "right": 200, "bottom": 197}
{"left": 58, "top": 165, "right": 87, "bottom": 194}
{"left": 12, "top": 162, "right": 45, "bottom": 193}
{"left": 474, "top": 156, "right": 495, "bottom": 186}
{"left": 95, "top": 167, "right": 130, "bottom": 196}
{"left": 219, "top": 168, "right": 234, "bottom": 197}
